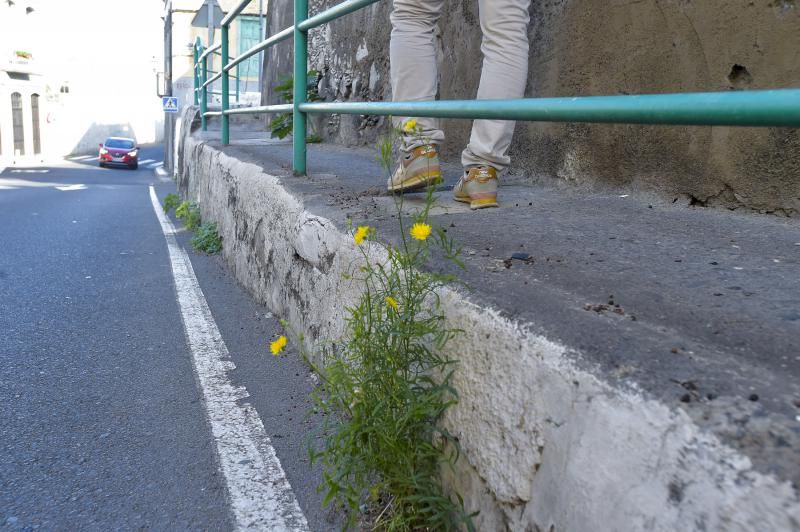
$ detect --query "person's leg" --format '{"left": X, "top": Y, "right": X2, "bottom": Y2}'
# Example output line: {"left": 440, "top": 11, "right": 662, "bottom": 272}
{"left": 387, "top": 0, "right": 445, "bottom": 192}
{"left": 461, "top": 0, "right": 531, "bottom": 171}
{"left": 390, "top": 0, "right": 445, "bottom": 149}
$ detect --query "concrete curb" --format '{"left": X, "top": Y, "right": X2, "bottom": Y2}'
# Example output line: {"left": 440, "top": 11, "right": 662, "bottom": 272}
{"left": 175, "top": 113, "right": 800, "bottom": 530}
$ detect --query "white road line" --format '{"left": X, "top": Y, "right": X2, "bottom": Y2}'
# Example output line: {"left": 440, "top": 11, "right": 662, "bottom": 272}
{"left": 55, "top": 184, "right": 87, "bottom": 191}
{"left": 86, "top": 156, "right": 100, "bottom": 162}
{"left": 70, "top": 155, "right": 92, "bottom": 160}
{"left": 148, "top": 186, "right": 309, "bottom": 532}
{"left": 139, "top": 159, "right": 156, "bottom": 164}
{"left": 147, "top": 161, "right": 164, "bottom": 169}
{"left": 154, "top": 166, "right": 171, "bottom": 183}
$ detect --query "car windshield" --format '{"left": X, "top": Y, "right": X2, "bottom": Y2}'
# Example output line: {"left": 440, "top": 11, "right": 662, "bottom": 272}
{"left": 105, "top": 139, "right": 135, "bottom": 149}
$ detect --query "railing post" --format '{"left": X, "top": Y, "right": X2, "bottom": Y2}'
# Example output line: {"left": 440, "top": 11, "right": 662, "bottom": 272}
{"left": 201, "top": 48, "right": 208, "bottom": 131}
{"left": 293, "top": 0, "right": 308, "bottom": 175}
{"left": 192, "top": 43, "right": 199, "bottom": 106}
{"left": 236, "top": 66, "right": 240, "bottom": 103}
{"left": 222, "top": 25, "right": 230, "bottom": 145}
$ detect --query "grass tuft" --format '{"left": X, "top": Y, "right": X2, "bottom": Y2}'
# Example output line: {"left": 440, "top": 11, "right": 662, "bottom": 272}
{"left": 162, "top": 193, "right": 180, "bottom": 214}
{"left": 190, "top": 222, "right": 223, "bottom": 254}
{"left": 175, "top": 201, "right": 201, "bottom": 231}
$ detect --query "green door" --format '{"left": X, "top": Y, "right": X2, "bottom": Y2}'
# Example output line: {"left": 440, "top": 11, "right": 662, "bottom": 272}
{"left": 238, "top": 16, "right": 261, "bottom": 82}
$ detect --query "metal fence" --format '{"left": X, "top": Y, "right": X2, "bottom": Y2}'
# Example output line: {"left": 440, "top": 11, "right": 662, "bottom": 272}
{"left": 193, "top": 0, "right": 800, "bottom": 176}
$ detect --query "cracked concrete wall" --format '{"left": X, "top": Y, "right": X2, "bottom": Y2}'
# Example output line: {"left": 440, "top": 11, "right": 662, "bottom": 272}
{"left": 175, "top": 108, "right": 800, "bottom": 530}
{"left": 262, "top": 0, "right": 800, "bottom": 215}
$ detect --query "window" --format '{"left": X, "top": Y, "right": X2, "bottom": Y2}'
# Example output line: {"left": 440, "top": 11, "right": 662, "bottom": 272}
{"left": 11, "top": 92, "right": 24, "bottom": 155}
{"left": 103, "top": 139, "right": 135, "bottom": 149}
{"left": 238, "top": 16, "right": 262, "bottom": 81}
{"left": 31, "top": 94, "right": 41, "bottom": 155}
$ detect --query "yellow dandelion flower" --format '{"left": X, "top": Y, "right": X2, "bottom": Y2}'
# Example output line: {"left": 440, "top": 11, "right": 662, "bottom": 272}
{"left": 354, "top": 225, "right": 370, "bottom": 246}
{"left": 270, "top": 335, "right": 287, "bottom": 356}
{"left": 410, "top": 222, "right": 432, "bottom": 241}
{"left": 403, "top": 119, "right": 418, "bottom": 133}
{"left": 385, "top": 296, "right": 398, "bottom": 310}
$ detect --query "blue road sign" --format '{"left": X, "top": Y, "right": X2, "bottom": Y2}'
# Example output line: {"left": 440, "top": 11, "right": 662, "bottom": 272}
{"left": 162, "top": 97, "right": 179, "bottom": 113}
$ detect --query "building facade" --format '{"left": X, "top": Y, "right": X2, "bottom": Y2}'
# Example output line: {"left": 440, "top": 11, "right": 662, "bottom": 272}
{"left": 170, "top": 0, "right": 266, "bottom": 109}
{"left": 0, "top": 2, "right": 48, "bottom": 165}
{"left": 1, "top": 0, "right": 165, "bottom": 165}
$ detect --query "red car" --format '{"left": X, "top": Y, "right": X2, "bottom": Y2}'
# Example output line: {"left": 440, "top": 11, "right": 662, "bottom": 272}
{"left": 99, "top": 137, "right": 139, "bottom": 169}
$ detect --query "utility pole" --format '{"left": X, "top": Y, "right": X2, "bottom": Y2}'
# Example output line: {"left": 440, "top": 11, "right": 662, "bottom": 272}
{"left": 163, "top": 0, "right": 174, "bottom": 174}
{"left": 259, "top": 0, "right": 264, "bottom": 88}
{"left": 207, "top": 0, "right": 214, "bottom": 48}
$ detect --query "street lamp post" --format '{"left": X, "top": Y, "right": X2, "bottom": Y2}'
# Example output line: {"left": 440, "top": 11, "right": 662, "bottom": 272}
{"left": 163, "top": 0, "right": 173, "bottom": 173}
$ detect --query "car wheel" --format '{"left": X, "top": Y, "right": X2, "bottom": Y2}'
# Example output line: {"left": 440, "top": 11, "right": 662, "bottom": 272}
{"left": 99, "top": 162, "right": 105, "bottom": 167}
{"left": 129, "top": 163, "right": 138, "bottom": 170}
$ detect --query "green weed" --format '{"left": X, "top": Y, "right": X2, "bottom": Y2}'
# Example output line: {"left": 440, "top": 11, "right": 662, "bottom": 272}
{"left": 163, "top": 193, "right": 180, "bottom": 214}
{"left": 190, "top": 222, "right": 223, "bottom": 254}
{"left": 175, "top": 201, "right": 202, "bottom": 231}
{"left": 269, "top": 70, "right": 322, "bottom": 140}
{"left": 294, "top": 121, "right": 473, "bottom": 531}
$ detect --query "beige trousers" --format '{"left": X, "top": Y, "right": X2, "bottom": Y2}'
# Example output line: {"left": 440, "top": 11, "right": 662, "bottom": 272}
{"left": 390, "top": 0, "right": 531, "bottom": 171}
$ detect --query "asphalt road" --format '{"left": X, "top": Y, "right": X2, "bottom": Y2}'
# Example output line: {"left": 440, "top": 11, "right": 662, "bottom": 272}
{"left": 0, "top": 147, "right": 338, "bottom": 530}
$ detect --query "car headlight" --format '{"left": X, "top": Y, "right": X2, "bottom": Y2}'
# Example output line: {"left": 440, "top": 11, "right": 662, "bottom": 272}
{"left": 99, "top": 148, "right": 108, "bottom": 154}
{"left": 127, "top": 150, "right": 138, "bottom": 158}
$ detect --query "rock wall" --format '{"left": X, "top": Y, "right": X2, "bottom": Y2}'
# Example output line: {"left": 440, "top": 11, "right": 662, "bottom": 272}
{"left": 175, "top": 105, "right": 800, "bottom": 530}
{"left": 262, "top": 0, "right": 800, "bottom": 215}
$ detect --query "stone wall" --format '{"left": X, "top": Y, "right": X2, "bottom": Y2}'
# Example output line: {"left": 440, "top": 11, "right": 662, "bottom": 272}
{"left": 262, "top": 0, "right": 800, "bottom": 214}
{"left": 175, "top": 105, "right": 800, "bottom": 530}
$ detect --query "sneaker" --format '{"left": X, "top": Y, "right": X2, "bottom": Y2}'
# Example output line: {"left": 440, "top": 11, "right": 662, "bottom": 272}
{"left": 387, "top": 145, "right": 443, "bottom": 193}
{"left": 453, "top": 166, "right": 499, "bottom": 209}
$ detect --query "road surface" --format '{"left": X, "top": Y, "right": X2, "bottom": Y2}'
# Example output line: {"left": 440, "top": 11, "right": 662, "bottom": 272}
{"left": 0, "top": 147, "right": 338, "bottom": 530}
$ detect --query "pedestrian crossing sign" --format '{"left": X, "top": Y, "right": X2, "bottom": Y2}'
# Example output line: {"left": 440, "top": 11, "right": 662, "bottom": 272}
{"left": 162, "top": 97, "right": 179, "bottom": 113}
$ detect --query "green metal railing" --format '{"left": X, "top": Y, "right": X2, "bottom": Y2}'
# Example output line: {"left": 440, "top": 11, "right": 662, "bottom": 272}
{"left": 194, "top": 0, "right": 800, "bottom": 176}
{"left": 193, "top": 37, "right": 241, "bottom": 133}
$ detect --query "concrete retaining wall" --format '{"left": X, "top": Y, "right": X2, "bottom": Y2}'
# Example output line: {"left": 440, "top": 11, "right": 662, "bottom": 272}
{"left": 175, "top": 108, "right": 799, "bottom": 530}
{"left": 262, "top": 0, "right": 800, "bottom": 215}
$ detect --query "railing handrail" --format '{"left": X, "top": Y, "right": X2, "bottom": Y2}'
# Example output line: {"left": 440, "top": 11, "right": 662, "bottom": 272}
{"left": 199, "top": 42, "right": 221, "bottom": 61}
{"left": 192, "top": 0, "right": 800, "bottom": 175}
{"left": 297, "top": 0, "right": 380, "bottom": 31}
{"left": 225, "top": 104, "right": 293, "bottom": 115}
{"left": 223, "top": 26, "right": 294, "bottom": 73}
{"left": 221, "top": 0, "right": 253, "bottom": 27}
{"left": 203, "top": 71, "right": 223, "bottom": 89}
{"left": 298, "top": 90, "right": 800, "bottom": 128}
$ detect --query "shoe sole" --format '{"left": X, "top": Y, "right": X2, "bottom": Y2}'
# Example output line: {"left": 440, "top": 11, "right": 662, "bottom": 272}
{"left": 454, "top": 194, "right": 499, "bottom": 210}
{"left": 387, "top": 172, "right": 443, "bottom": 193}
